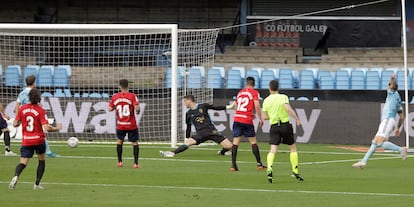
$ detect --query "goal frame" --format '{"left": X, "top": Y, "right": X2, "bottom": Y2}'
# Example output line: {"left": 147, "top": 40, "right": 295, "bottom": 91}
{"left": 0, "top": 23, "right": 179, "bottom": 147}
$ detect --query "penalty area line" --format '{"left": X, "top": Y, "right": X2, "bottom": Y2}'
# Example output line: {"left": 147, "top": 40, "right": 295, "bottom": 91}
{"left": 1, "top": 181, "right": 414, "bottom": 198}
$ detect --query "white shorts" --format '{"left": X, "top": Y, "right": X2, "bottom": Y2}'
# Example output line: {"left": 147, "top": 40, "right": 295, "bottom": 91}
{"left": 375, "top": 118, "right": 396, "bottom": 139}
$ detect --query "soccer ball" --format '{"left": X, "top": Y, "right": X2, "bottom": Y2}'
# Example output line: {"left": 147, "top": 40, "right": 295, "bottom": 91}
{"left": 67, "top": 137, "right": 79, "bottom": 148}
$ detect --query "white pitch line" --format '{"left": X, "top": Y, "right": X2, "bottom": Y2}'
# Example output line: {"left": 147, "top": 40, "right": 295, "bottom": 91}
{"left": 1, "top": 181, "right": 413, "bottom": 198}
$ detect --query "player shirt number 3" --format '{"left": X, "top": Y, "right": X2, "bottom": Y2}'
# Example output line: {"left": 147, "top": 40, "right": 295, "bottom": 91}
{"left": 109, "top": 92, "right": 139, "bottom": 130}
{"left": 234, "top": 88, "right": 259, "bottom": 125}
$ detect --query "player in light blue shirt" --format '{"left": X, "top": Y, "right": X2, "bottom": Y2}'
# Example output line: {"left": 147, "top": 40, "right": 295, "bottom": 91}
{"left": 353, "top": 73, "right": 407, "bottom": 168}
{"left": 14, "top": 75, "right": 59, "bottom": 158}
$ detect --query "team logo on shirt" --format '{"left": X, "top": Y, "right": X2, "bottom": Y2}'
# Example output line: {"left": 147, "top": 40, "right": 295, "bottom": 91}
{"left": 199, "top": 109, "right": 203, "bottom": 113}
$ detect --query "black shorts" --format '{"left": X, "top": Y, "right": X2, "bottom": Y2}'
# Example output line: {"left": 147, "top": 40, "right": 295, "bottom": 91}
{"left": 0, "top": 118, "right": 7, "bottom": 130}
{"left": 232, "top": 122, "right": 256, "bottom": 138}
{"left": 20, "top": 143, "right": 46, "bottom": 158}
{"left": 192, "top": 130, "right": 226, "bottom": 145}
{"left": 116, "top": 129, "right": 139, "bottom": 142}
{"left": 269, "top": 123, "right": 295, "bottom": 145}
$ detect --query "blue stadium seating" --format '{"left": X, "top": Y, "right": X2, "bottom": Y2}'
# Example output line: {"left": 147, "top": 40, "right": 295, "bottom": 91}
{"left": 0, "top": 65, "right": 2, "bottom": 85}
{"left": 186, "top": 68, "right": 203, "bottom": 88}
{"left": 37, "top": 65, "right": 54, "bottom": 87}
{"left": 396, "top": 70, "right": 409, "bottom": 90}
{"left": 350, "top": 70, "right": 365, "bottom": 90}
{"left": 226, "top": 69, "right": 243, "bottom": 89}
{"left": 260, "top": 69, "right": 278, "bottom": 89}
{"left": 380, "top": 70, "right": 394, "bottom": 89}
{"left": 335, "top": 70, "right": 350, "bottom": 89}
{"left": 5, "top": 65, "right": 22, "bottom": 87}
{"left": 299, "top": 70, "right": 316, "bottom": 89}
{"left": 246, "top": 68, "right": 262, "bottom": 88}
{"left": 207, "top": 67, "right": 224, "bottom": 88}
{"left": 23, "top": 65, "right": 39, "bottom": 86}
{"left": 53, "top": 65, "right": 71, "bottom": 87}
{"left": 166, "top": 66, "right": 185, "bottom": 88}
{"left": 365, "top": 71, "right": 380, "bottom": 90}
{"left": 279, "top": 68, "right": 296, "bottom": 89}
{"left": 317, "top": 71, "right": 335, "bottom": 89}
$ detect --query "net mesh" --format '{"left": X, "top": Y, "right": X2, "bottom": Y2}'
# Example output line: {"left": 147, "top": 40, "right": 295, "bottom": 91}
{"left": 0, "top": 25, "right": 218, "bottom": 144}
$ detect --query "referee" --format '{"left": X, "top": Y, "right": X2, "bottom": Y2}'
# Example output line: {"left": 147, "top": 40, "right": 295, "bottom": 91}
{"left": 262, "top": 80, "right": 304, "bottom": 183}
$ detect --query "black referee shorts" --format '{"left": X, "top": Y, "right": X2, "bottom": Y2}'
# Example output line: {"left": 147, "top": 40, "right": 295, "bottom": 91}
{"left": 269, "top": 123, "right": 295, "bottom": 145}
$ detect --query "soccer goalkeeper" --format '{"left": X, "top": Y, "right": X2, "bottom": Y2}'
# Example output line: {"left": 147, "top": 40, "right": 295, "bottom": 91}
{"left": 160, "top": 95, "right": 232, "bottom": 158}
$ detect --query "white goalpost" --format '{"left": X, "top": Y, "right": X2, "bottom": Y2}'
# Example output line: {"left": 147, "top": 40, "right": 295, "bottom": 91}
{"left": 0, "top": 24, "right": 218, "bottom": 147}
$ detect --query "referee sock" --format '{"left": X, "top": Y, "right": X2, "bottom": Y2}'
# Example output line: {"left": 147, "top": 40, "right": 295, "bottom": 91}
{"left": 266, "top": 152, "right": 275, "bottom": 171}
{"left": 290, "top": 152, "right": 299, "bottom": 174}
{"left": 251, "top": 144, "right": 262, "bottom": 164}
{"left": 361, "top": 141, "right": 377, "bottom": 164}
{"left": 36, "top": 160, "right": 45, "bottom": 185}
{"left": 15, "top": 163, "right": 26, "bottom": 177}
{"left": 231, "top": 145, "right": 238, "bottom": 168}
{"left": 3, "top": 131, "right": 11, "bottom": 152}
{"left": 133, "top": 144, "right": 139, "bottom": 164}
{"left": 173, "top": 144, "right": 189, "bottom": 155}
{"left": 117, "top": 144, "right": 123, "bottom": 162}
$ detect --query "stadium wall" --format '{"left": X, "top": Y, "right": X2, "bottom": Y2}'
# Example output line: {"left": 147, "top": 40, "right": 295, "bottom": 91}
{"left": 1, "top": 89, "right": 412, "bottom": 145}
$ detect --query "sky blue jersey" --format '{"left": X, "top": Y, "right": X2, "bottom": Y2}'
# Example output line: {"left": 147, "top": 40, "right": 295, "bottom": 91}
{"left": 16, "top": 87, "right": 32, "bottom": 105}
{"left": 382, "top": 89, "right": 402, "bottom": 120}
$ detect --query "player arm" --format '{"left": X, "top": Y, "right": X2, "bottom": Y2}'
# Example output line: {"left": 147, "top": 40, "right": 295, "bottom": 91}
{"left": 0, "top": 103, "right": 10, "bottom": 120}
{"left": 254, "top": 100, "right": 263, "bottom": 120}
{"left": 285, "top": 103, "right": 301, "bottom": 125}
{"left": 135, "top": 104, "right": 140, "bottom": 114}
{"left": 43, "top": 123, "right": 62, "bottom": 132}
{"left": 207, "top": 104, "right": 226, "bottom": 111}
{"left": 185, "top": 113, "right": 191, "bottom": 138}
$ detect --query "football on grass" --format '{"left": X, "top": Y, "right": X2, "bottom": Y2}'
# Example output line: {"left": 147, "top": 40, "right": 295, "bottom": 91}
{"left": 67, "top": 137, "right": 79, "bottom": 148}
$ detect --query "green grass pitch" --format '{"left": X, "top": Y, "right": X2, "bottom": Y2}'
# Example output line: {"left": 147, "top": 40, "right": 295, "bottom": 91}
{"left": 0, "top": 142, "right": 413, "bottom": 207}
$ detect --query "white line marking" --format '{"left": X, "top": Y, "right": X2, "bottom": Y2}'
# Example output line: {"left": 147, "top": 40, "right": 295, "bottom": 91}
{"left": 1, "top": 181, "right": 413, "bottom": 197}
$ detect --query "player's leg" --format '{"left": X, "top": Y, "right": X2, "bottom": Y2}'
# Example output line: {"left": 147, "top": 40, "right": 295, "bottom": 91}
{"left": 266, "top": 124, "right": 281, "bottom": 183}
{"left": 380, "top": 141, "right": 407, "bottom": 160}
{"left": 34, "top": 143, "right": 46, "bottom": 190}
{"left": 9, "top": 146, "right": 33, "bottom": 190}
{"left": 282, "top": 123, "right": 303, "bottom": 181}
{"left": 129, "top": 129, "right": 140, "bottom": 168}
{"left": 45, "top": 138, "right": 59, "bottom": 158}
{"left": 160, "top": 137, "right": 197, "bottom": 157}
{"left": 248, "top": 137, "right": 265, "bottom": 170}
{"left": 116, "top": 130, "right": 126, "bottom": 167}
{"left": 2, "top": 128, "right": 17, "bottom": 156}
{"left": 217, "top": 136, "right": 232, "bottom": 155}
{"left": 230, "top": 122, "right": 242, "bottom": 171}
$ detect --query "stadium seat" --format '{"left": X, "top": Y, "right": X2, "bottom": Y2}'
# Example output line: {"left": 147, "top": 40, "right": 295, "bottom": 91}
{"left": 89, "top": 93, "right": 103, "bottom": 98}
{"left": 54, "top": 88, "right": 66, "bottom": 97}
{"left": 23, "top": 65, "right": 39, "bottom": 86}
{"left": 299, "top": 70, "right": 316, "bottom": 89}
{"left": 166, "top": 66, "right": 185, "bottom": 88}
{"left": 339, "top": 67, "right": 353, "bottom": 75}
{"left": 396, "top": 70, "right": 409, "bottom": 90}
{"left": 350, "top": 70, "right": 365, "bottom": 90}
{"left": 226, "top": 69, "right": 243, "bottom": 89}
{"left": 380, "top": 70, "right": 394, "bottom": 89}
{"left": 279, "top": 68, "right": 295, "bottom": 89}
{"left": 5, "top": 65, "right": 22, "bottom": 87}
{"left": 186, "top": 68, "right": 203, "bottom": 88}
{"left": 335, "top": 70, "right": 350, "bottom": 90}
{"left": 53, "top": 65, "right": 71, "bottom": 87}
{"left": 190, "top": 66, "right": 205, "bottom": 77}
{"left": 386, "top": 67, "right": 400, "bottom": 74}
{"left": 365, "top": 71, "right": 381, "bottom": 90}
{"left": 317, "top": 71, "right": 335, "bottom": 90}
{"left": 207, "top": 67, "right": 224, "bottom": 88}
{"left": 260, "top": 69, "right": 278, "bottom": 89}
{"left": 37, "top": 65, "right": 54, "bottom": 87}
{"left": 246, "top": 68, "right": 262, "bottom": 88}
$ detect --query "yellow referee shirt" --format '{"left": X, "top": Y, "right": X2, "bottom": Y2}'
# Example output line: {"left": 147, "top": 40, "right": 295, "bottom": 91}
{"left": 262, "top": 93, "right": 290, "bottom": 125}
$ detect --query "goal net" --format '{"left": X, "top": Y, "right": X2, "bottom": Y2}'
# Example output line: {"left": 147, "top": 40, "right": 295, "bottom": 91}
{"left": 0, "top": 24, "right": 218, "bottom": 146}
